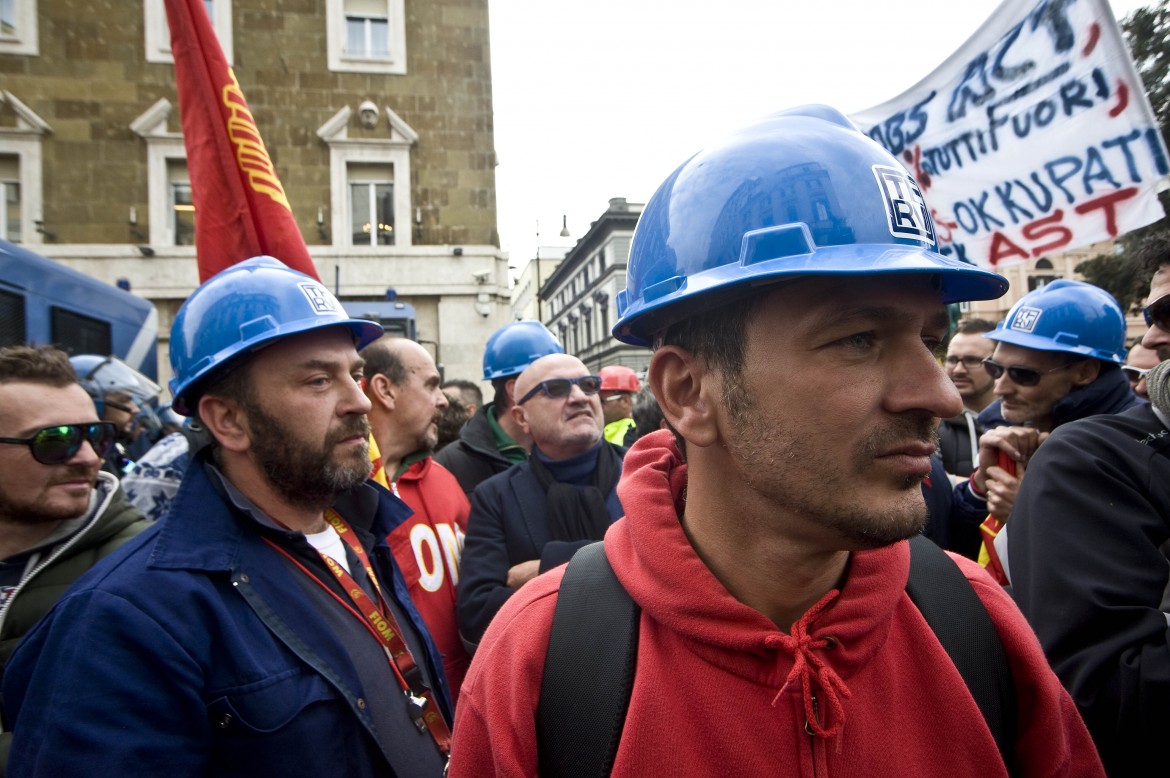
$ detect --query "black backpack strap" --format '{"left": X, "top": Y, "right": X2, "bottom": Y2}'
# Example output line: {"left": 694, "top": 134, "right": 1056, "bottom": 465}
{"left": 906, "top": 534, "right": 1018, "bottom": 769}
{"left": 536, "top": 536, "right": 1017, "bottom": 776}
{"left": 537, "top": 541, "right": 639, "bottom": 778}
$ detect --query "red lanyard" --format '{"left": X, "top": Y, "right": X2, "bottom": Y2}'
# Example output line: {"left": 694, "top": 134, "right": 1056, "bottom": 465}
{"left": 262, "top": 509, "right": 451, "bottom": 756}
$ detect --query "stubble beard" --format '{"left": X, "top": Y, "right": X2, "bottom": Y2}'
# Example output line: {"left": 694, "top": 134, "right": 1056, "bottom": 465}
{"left": 723, "top": 376, "right": 931, "bottom": 550}
{"left": 0, "top": 465, "right": 98, "bottom": 526}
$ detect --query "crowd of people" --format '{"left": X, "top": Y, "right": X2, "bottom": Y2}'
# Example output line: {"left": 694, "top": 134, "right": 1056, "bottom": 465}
{"left": 0, "top": 103, "right": 1167, "bottom": 777}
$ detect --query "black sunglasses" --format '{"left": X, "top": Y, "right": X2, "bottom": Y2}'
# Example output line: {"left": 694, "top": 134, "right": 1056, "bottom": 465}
{"left": 1121, "top": 365, "right": 1152, "bottom": 384}
{"left": 0, "top": 422, "right": 116, "bottom": 465}
{"left": 517, "top": 375, "right": 602, "bottom": 405}
{"left": 982, "top": 357, "right": 1074, "bottom": 388}
{"left": 1143, "top": 293, "right": 1170, "bottom": 331}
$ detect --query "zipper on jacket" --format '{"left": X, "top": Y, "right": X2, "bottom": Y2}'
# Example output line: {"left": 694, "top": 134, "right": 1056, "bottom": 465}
{"left": 0, "top": 483, "right": 115, "bottom": 632}
{"left": 0, "top": 480, "right": 116, "bottom": 736}
{"left": 805, "top": 694, "right": 820, "bottom": 777}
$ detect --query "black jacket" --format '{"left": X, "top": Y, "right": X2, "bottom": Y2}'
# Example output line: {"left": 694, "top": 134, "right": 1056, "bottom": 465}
{"left": 1008, "top": 402, "right": 1170, "bottom": 777}
{"left": 434, "top": 403, "right": 519, "bottom": 498}
{"left": 938, "top": 410, "right": 980, "bottom": 477}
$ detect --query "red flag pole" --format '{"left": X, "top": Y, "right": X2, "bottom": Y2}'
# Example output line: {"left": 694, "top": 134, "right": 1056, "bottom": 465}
{"left": 164, "top": 0, "right": 320, "bottom": 281}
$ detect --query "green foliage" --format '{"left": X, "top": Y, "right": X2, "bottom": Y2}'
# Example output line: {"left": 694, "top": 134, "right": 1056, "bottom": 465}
{"left": 1123, "top": 0, "right": 1170, "bottom": 149}
{"left": 1074, "top": 251, "right": 1145, "bottom": 313}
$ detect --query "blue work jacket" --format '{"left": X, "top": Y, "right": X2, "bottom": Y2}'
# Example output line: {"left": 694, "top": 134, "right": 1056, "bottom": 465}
{"left": 2, "top": 456, "right": 451, "bottom": 777}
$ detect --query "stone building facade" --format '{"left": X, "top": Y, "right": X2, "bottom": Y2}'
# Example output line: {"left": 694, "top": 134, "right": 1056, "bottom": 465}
{"left": 539, "top": 197, "right": 646, "bottom": 374}
{"left": 0, "top": 0, "right": 507, "bottom": 391}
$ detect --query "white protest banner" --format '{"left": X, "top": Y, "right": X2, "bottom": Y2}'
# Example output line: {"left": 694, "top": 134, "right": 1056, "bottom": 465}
{"left": 851, "top": 0, "right": 1169, "bottom": 269}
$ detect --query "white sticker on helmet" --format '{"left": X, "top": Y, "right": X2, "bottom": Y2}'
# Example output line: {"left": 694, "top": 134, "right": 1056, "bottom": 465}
{"left": 872, "top": 165, "right": 936, "bottom": 246}
{"left": 299, "top": 281, "right": 344, "bottom": 316}
{"left": 1010, "top": 306, "right": 1042, "bottom": 333}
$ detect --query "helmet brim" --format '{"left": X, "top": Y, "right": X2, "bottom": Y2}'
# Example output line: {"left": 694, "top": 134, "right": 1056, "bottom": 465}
{"left": 170, "top": 318, "right": 383, "bottom": 415}
{"left": 613, "top": 244, "right": 1008, "bottom": 347}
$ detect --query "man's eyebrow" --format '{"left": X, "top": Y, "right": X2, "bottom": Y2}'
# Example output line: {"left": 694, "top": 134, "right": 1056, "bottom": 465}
{"left": 824, "top": 304, "right": 950, "bottom": 331}
{"left": 294, "top": 357, "right": 365, "bottom": 372}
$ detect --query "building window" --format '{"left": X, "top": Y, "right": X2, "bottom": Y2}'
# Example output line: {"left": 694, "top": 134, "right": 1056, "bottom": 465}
{"left": 0, "top": 93, "right": 48, "bottom": 244}
{"left": 596, "top": 293, "right": 609, "bottom": 342}
{"left": 0, "top": 155, "right": 20, "bottom": 242}
{"left": 318, "top": 104, "right": 416, "bottom": 248}
{"left": 0, "top": 0, "right": 37, "bottom": 56}
{"left": 131, "top": 99, "right": 188, "bottom": 248}
{"left": 144, "top": 0, "right": 234, "bottom": 65}
{"left": 169, "top": 161, "right": 195, "bottom": 246}
{"left": 346, "top": 8, "right": 388, "bottom": 58}
{"left": 327, "top": 0, "right": 406, "bottom": 75}
{"left": 348, "top": 164, "right": 394, "bottom": 246}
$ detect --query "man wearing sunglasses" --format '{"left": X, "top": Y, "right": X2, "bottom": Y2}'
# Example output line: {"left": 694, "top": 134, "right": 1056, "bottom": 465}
{"left": 1005, "top": 238, "right": 1170, "bottom": 777}
{"left": 1123, "top": 341, "right": 1159, "bottom": 400}
{"left": 952, "top": 280, "right": 1139, "bottom": 578}
{"left": 448, "top": 107, "right": 1103, "bottom": 777}
{"left": 0, "top": 345, "right": 150, "bottom": 768}
{"left": 436, "top": 320, "right": 564, "bottom": 499}
{"left": 457, "top": 354, "right": 624, "bottom": 652}
{"left": 3, "top": 259, "right": 453, "bottom": 777}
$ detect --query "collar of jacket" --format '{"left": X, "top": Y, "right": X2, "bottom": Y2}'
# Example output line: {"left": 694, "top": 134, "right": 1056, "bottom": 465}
{"left": 147, "top": 449, "right": 414, "bottom": 573}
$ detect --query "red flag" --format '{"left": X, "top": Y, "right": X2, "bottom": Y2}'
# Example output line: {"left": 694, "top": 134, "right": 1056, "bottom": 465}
{"left": 164, "top": 0, "right": 319, "bottom": 282}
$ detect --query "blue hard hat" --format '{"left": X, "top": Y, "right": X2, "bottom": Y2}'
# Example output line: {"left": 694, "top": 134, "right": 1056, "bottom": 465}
{"left": 985, "top": 279, "right": 1126, "bottom": 364}
{"left": 482, "top": 320, "right": 564, "bottom": 380}
{"left": 169, "top": 257, "right": 383, "bottom": 415}
{"left": 612, "top": 104, "right": 1009, "bottom": 347}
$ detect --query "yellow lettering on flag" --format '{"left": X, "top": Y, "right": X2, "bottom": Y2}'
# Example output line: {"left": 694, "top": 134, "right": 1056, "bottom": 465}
{"left": 222, "top": 70, "right": 292, "bottom": 211}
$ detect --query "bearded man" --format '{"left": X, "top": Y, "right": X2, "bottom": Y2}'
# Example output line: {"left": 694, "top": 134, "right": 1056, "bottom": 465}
{"left": 2, "top": 258, "right": 453, "bottom": 778}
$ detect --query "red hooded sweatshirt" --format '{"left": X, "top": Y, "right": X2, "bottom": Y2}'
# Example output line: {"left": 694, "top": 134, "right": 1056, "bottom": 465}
{"left": 448, "top": 430, "right": 1103, "bottom": 777}
{"left": 386, "top": 456, "right": 471, "bottom": 704}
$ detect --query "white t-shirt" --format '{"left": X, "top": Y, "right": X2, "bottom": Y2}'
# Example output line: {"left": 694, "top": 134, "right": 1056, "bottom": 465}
{"left": 304, "top": 525, "right": 351, "bottom": 573}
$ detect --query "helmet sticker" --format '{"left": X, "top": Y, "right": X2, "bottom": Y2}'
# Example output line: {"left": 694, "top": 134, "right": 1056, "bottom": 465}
{"left": 298, "top": 281, "right": 344, "bottom": 316}
{"left": 1010, "top": 306, "right": 1042, "bottom": 333}
{"left": 872, "top": 165, "right": 936, "bottom": 246}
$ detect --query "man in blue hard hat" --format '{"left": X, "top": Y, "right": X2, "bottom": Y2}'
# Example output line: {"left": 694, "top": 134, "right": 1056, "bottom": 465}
{"left": 435, "top": 320, "right": 564, "bottom": 497}
{"left": 447, "top": 106, "right": 1103, "bottom": 777}
{"left": 1004, "top": 228, "right": 1170, "bottom": 777}
{"left": 3, "top": 257, "right": 453, "bottom": 777}
{"left": 953, "top": 279, "right": 1140, "bottom": 582}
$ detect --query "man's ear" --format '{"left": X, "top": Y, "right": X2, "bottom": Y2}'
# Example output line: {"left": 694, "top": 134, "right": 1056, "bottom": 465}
{"left": 510, "top": 403, "right": 531, "bottom": 436}
{"left": 368, "top": 373, "right": 396, "bottom": 410}
{"left": 198, "top": 394, "right": 250, "bottom": 453}
{"left": 1070, "top": 358, "right": 1102, "bottom": 388}
{"left": 649, "top": 346, "right": 720, "bottom": 449}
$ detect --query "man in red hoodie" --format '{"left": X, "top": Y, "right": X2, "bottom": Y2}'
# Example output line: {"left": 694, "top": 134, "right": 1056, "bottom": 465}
{"left": 360, "top": 336, "right": 471, "bottom": 703}
{"left": 447, "top": 106, "right": 1105, "bottom": 777}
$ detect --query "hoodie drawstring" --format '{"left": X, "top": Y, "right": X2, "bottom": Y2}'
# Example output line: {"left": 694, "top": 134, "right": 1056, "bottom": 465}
{"left": 768, "top": 593, "right": 852, "bottom": 738}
